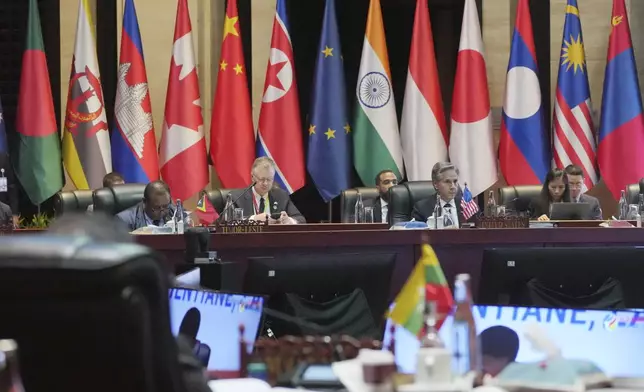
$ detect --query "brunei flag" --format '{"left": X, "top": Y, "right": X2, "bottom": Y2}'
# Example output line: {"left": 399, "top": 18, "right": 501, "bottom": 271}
{"left": 62, "top": 0, "right": 111, "bottom": 190}
{"left": 195, "top": 192, "right": 218, "bottom": 225}
{"left": 389, "top": 244, "right": 453, "bottom": 335}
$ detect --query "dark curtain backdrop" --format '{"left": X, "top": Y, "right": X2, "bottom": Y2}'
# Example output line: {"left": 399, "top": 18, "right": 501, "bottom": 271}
{"left": 288, "top": 0, "right": 481, "bottom": 223}
{"left": 0, "top": 0, "right": 60, "bottom": 218}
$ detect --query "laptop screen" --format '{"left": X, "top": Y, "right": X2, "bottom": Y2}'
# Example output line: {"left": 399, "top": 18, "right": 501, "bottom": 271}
{"left": 383, "top": 305, "right": 644, "bottom": 378}
{"left": 168, "top": 287, "right": 264, "bottom": 372}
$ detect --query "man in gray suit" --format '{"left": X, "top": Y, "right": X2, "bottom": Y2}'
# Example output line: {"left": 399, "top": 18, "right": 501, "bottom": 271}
{"left": 232, "top": 157, "right": 305, "bottom": 224}
{"left": 565, "top": 164, "right": 602, "bottom": 220}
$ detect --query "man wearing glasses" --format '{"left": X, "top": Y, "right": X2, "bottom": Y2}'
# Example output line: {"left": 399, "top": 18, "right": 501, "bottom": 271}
{"left": 564, "top": 164, "right": 602, "bottom": 220}
{"left": 117, "top": 180, "right": 190, "bottom": 230}
{"left": 233, "top": 157, "right": 305, "bottom": 224}
{"left": 370, "top": 169, "right": 399, "bottom": 224}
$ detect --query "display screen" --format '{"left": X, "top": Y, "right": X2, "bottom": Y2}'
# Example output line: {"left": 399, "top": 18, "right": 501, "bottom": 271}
{"left": 383, "top": 305, "right": 644, "bottom": 377}
{"left": 302, "top": 364, "right": 338, "bottom": 381}
{"left": 168, "top": 288, "right": 264, "bottom": 371}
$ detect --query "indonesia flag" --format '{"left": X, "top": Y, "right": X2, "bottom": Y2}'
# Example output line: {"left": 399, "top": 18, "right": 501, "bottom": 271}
{"left": 449, "top": 0, "right": 497, "bottom": 197}
{"left": 256, "top": 0, "right": 305, "bottom": 194}
{"left": 111, "top": 0, "right": 159, "bottom": 184}
{"left": 598, "top": 0, "right": 644, "bottom": 199}
{"left": 499, "top": 0, "right": 549, "bottom": 186}
{"left": 400, "top": 0, "right": 447, "bottom": 181}
{"left": 553, "top": 0, "right": 597, "bottom": 192}
{"left": 159, "top": 0, "right": 208, "bottom": 201}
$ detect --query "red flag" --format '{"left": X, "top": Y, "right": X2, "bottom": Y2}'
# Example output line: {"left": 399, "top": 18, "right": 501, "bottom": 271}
{"left": 195, "top": 192, "right": 218, "bottom": 225}
{"left": 209, "top": 0, "right": 254, "bottom": 188}
{"left": 159, "top": 0, "right": 208, "bottom": 201}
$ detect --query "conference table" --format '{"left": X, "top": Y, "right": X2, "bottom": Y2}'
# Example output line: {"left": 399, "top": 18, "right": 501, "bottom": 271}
{"left": 133, "top": 223, "right": 644, "bottom": 303}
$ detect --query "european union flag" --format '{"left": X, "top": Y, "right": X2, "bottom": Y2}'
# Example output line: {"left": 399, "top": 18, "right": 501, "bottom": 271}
{"left": 306, "top": 0, "right": 351, "bottom": 202}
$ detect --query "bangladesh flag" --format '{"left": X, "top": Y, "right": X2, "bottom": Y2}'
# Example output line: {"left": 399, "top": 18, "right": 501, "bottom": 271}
{"left": 389, "top": 244, "right": 453, "bottom": 335}
{"left": 14, "top": 0, "right": 63, "bottom": 205}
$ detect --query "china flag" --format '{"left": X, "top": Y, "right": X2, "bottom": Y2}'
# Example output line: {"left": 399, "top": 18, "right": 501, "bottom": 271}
{"left": 209, "top": 0, "right": 254, "bottom": 188}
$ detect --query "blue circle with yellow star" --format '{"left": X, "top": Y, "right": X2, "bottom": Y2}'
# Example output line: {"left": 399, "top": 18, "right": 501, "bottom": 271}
{"left": 359, "top": 71, "right": 391, "bottom": 109}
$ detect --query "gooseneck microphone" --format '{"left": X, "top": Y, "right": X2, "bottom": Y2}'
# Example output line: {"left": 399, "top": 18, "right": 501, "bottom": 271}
{"left": 215, "top": 181, "right": 257, "bottom": 223}
{"left": 433, "top": 193, "right": 441, "bottom": 229}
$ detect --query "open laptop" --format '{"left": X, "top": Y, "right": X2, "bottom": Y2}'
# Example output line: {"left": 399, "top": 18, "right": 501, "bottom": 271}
{"left": 168, "top": 287, "right": 264, "bottom": 376}
{"left": 383, "top": 305, "right": 644, "bottom": 378}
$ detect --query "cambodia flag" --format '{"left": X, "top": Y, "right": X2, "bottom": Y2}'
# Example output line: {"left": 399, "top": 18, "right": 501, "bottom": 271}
{"left": 598, "top": 0, "right": 644, "bottom": 199}
{"left": 111, "top": 0, "right": 159, "bottom": 183}
{"left": 255, "top": 0, "right": 305, "bottom": 194}
{"left": 499, "top": 0, "right": 548, "bottom": 186}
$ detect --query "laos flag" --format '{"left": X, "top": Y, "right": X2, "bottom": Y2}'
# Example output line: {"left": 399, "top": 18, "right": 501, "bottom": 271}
{"left": 499, "top": 0, "right": 549, "bottom": 185}
{"left": 598, "top": 0, "right": 644, "bottom": 199}
{"left": 111, "top": 0, "right": 159, "bottom": 183}
{"left": 256, "top": 0, "right": 305, "bottom": 194}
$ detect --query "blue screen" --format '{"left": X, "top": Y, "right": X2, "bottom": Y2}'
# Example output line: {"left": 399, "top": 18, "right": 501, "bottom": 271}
{"left": 383, "top": 305, "right": 644, "bottom": 377}
{"left": 168, "top": 288, "right": 264, "bottom": 371}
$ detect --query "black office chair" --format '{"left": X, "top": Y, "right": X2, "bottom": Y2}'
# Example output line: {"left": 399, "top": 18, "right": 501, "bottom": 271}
{"left": 498, "top": 185, "right": 542, "bottom": 213}
{"left": 93, "top": 183, "right": 147, "bottom": 215}
{"left": 340, "top": 187, "right": 379, "bottom": 223}
{"left": 0, "top": 234, "right": 187, "bottom": 392}
{"left": 53, "top": 190, "right": 94, "bottom": 217}
{"left": 626, "top": 183, "right": 640, "bottom": 205}
{"left": 389, "top": 181, "right": 436, "bottom": 223}
{"left": 206, "top": 188, "right": 241, "bottom": 213}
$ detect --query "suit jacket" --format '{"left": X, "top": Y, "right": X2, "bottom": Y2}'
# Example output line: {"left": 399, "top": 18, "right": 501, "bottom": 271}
{"left": 0, "top": 154, "right": 18, "bottom": 215}
{"left": 578, "top": 193, "right": 603, "bottom": 220}
{"left": 116, "top": 201, "right": 186, "bottom": 231}
{"left": 234, "top": 187, "right": 306, "bottom": 224}
{"left": 411, "top": 195, "right": 470, "bottom": 225}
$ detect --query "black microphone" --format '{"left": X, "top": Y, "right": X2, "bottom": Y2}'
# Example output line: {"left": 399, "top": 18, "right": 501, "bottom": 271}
{"left": 184, "top": 226, "right": 211, "bottom": 263}
{"left": 433, "top": 193, "right": 440, "bottom": 229}
{"left": 215, "top": 181, "right": 257, "bottom": 223}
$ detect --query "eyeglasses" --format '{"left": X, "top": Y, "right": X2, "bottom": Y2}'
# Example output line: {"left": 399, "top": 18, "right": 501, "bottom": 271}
{"left": 148, "top": 204, "right": 171, "bottom": 213}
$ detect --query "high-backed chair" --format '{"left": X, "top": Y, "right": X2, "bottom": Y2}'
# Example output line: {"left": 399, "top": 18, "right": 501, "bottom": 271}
{"left": 340, "top": 187, "right": 379, "bottom": 223}
{"left": 206, "top": 188, "right": 241, "bottom": 213}
{"left": 0, "top": 234, "right": 187, "bottom": 392}
{"left": 626, "top": 183, "right": 640, "bottom": 205}
{"left": 498, "top": 185, "right": 542, "bottom": 213}
{"left": 53, "top": 190, "right": 94, "bottom": 217}
{"left": 93, "top": 183, "right": 146, "bottom": 215}
{"left": 389, "top": 181, "right": 435, "bottom": 224}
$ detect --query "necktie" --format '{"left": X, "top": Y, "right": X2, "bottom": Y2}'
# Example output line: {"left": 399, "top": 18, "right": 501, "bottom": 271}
{"left": 258, "top": 197, "right": 265, "bottom": 214}
{"left": 153, "top": 219, "right": 161, "bottom": 226}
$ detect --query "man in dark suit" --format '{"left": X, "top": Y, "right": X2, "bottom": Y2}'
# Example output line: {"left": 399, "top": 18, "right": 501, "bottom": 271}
{"left": 0, "top": 154, "right": 19, "bottom": 227}
{"left": 367, "top": 169, "right": 398, "bottom": 224}
{"left": 233, "top": 157, "right": 305, "bottom": 224}
{"left": 117, "top": 180, "right": 190, "bottom": 231}
{"left": 411, "top": 162, "right": 470, "bottom": 227}
{"left": 564, "top": 164, "right": 602, "bottom": 220}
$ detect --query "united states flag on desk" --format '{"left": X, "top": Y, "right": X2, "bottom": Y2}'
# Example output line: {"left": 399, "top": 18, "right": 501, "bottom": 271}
{"left": 552, "top": 0, "right": 598, "bottom": 192}
{"left": 460, "top": 184, "right": 479, "bottom": 220}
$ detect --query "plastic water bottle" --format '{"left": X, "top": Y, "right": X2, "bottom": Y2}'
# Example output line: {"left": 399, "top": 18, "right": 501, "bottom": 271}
{"left": 0, "top": 339, "right": 25, "bottom": 392}
{"left": 223, "top": 193, "right": 234, "bottom": 222}
{"left": 175, "top": 199, "right": 184, "bottom": 234}
{"left": 354, "top": 193, "right": 365, "bottom": 223}
{"left": 618, "top": 190, "right": 628, "bottom": 220}
{"left": 452, "top": 274, "right": 481, "bottom": 376}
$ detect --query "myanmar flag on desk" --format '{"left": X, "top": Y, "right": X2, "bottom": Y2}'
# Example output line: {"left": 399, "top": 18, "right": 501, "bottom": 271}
{"left": 388, "top": 244, "right": 453, "bottom": 334}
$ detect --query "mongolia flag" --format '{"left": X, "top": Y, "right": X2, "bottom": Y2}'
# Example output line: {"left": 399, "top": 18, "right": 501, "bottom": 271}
{"left": 256, "top": 0, "right": 305, "bottom": 194}
{"left": 62, "top": 0, "right": 111, "bottom": 190}
{"left": 499, "top": 0, "right": 549, "bottom": 186}
{"left": 553, "top": 0, "right": 597, "bottom": 192}
{"left": 111, "top": 0, "right": 159, "bottom": 184}
{"left": 306, "top": 0, "right": 351, "bottom": 202}
{"left": 449, "top": 0, "right": 497, "bottom": 198}
{"left": 159, "top": 0, "right": 209, "bottom": 201}
{"left": 400, "top": 0, "right": 447, "bottom": 181}
{"left": 598, "top": 0, "right": 644, "bottom": 199}
{"left": 209, "top": 0, "right": 254, "bottom": 189}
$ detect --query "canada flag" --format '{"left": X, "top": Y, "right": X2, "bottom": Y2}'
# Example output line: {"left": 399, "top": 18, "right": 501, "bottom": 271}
{"left": 159, "top": 0, "right": 208, "bottom": 201}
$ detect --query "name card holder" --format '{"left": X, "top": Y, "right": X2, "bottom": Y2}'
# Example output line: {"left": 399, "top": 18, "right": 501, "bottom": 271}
{"left": 476, "top": 216, "right": 529, "bottom": 229}
{"left": 214, "top": 219, "right": 269, "bottom": 234}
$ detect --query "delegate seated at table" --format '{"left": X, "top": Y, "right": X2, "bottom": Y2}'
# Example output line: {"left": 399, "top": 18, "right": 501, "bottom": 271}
{"left": 529, "top": 168, "right": 571, "bottom": 221}
{"left": 564, "top": 164, "right": 602, "bottom": 220}
{"left": 234, "top": 157, "right": 305, "bottom": 225}
{"left": 117, "top": 180, "right": 190, "bottom": 231}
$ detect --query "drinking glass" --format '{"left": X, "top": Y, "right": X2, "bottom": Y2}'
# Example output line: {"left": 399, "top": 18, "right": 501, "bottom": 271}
{"left": 233, "top": 208, "right": 244, "bottom": 221}
{"left": 364, "top": 207, "right": 374, "bottom": 223}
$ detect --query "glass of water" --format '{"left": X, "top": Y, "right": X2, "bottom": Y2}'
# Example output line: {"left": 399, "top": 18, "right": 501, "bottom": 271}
{"left": 364, "top": 207, "right": 374, "bottom": 223}
{"left": 233, "top": 208, "right": 244, "bottom": 221}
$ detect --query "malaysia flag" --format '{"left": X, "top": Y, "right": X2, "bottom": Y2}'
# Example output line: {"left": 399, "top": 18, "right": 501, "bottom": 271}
{"left": 598, "top": 0, "right": 644, "bottom": 199}
{"left": 159, "top": 0, "right": 208, "bottom": 201}
{"left": 553, "top": 0, "right": 598, "bottom": 192}
{"left": 111, "top": 0, "right": 159, "bottom": 184}
{"left": 255, "top": 0, "right": 305, "bottom": 194}
{"left": 499, "top": 0, "right": 549, "bottom": 186}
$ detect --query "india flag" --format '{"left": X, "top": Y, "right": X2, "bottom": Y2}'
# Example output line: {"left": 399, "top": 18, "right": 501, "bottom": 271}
{"left": 353, "top": 0, "right": 404, "bottom": 186}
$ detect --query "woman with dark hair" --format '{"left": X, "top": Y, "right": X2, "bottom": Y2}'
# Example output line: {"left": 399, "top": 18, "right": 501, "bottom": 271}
{"left": 529, "top": 168, "right": 571, "bottom": 221}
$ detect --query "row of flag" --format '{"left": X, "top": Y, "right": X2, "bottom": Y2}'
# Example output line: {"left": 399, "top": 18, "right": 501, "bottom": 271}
{"left": 4, "top": 0, "right": 643, "bottom": 209}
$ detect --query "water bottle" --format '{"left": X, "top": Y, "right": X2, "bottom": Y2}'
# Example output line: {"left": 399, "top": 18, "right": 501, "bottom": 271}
{"left": 618, "top": 190, "right": 628, "bottom": 220}
{"left": 354, "top": 193, "right": 365, "bottom": 223}
{"left": 0, "top": 339, "right": 25, "bottom": 392}
{"left": 452, "top": 274, "right": 481, "bottom": 377}
{"left": 638, "top": 194, "right": 644, "bottom": 215}
{"left": 175, "top": 199, "right": 185, "bottom": 234}
{"left": 486, "top": 190, "right": 497, "bottom": 217}
{"left": 223, "top": 193, "right": 234, "bottom": 222}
